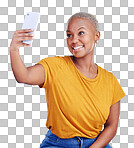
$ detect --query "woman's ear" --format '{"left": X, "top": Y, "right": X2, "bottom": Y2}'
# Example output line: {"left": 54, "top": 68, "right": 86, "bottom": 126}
{"left": 95, "top": 31, "right": 101, "bottom": 42}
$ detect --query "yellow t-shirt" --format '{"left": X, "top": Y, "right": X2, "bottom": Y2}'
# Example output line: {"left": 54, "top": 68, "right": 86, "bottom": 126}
{"left": 37, "top": 55, "right": 126, "bottom": 139}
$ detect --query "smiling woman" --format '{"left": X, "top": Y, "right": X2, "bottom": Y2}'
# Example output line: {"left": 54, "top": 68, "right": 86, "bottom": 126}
{"left": 66, "top": 12, "right": 100, "bottom": 79}
{"left": 36, "top": 12, "right": 126, "bottom": 148}
{"left": 10, "top": 11, "right": 126, "bottom": 148}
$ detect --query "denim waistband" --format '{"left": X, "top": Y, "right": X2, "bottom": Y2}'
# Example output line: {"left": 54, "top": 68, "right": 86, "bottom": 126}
{"left": 46, "top": 129, "right": 102, "bottom": 147}
{"left": 41, "top": 130, "right": 112, "bottom": 148}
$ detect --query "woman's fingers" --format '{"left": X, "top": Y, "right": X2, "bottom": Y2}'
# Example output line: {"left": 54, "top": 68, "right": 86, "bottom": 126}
{"left": 18, "top": 33, "right": 34, "bottom": 37}
{"left": 21, "top": 43, "right": 32, "bottom": 47}
{"left": 14, "top": 30, "right": 34, "bottom": 42}
{"left": 10, "top": 29, "right": 34, "bottom": 50}
{"left": 20, "top": 36, "right": 34, "bottom": 41}
{"left": 17, "top": 29, "right": 33, "bottom": 33}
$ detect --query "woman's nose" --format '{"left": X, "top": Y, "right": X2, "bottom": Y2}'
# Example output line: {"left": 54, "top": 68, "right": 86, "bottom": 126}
{"left": 71, "top": 35, "right": 79, "bottom": 43}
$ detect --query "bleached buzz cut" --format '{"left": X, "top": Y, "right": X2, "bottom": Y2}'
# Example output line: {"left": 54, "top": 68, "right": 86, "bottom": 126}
{"left": 67, "top": 12, "right": 99, "bottom": 32}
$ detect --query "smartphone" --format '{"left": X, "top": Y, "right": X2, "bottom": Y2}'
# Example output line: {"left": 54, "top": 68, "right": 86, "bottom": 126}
{"left": 22, "top": 12, "right": 40, "bottom": 44}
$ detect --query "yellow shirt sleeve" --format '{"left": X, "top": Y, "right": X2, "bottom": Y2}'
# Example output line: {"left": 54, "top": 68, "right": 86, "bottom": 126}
{"left": 37, "top": 56, "right": 62, "bottom": 88}
{"left": 111, "top": 74, "right": 126, "bottom": 106}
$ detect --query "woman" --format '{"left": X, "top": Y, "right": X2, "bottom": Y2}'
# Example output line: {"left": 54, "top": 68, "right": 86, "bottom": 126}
{"left": 10, "top": 12, "right": 126, "bottom": 148}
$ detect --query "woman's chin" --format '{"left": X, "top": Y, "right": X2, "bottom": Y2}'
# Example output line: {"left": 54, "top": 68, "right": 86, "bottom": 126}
{"left": 72, "top": 51, "right": 85, "bottom": 58}
{"left": 70, "top": 50, "right": 82, "bottom": 57}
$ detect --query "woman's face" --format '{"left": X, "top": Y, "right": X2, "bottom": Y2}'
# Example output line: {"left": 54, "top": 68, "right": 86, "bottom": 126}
{"left": 66, "top": 17, "right": 100, "bottom": 58}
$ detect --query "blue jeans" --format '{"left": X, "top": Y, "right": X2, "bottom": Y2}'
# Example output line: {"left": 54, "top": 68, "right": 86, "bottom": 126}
{"left": 40, "top": 129, "right": 112, "bottom": 148}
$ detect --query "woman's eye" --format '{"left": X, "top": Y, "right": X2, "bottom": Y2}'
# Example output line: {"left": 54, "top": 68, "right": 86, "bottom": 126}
{"left": 79, "top": 31, "right": 84, "bottom": 35}
{"left": 67, "top": 34, "right": 72, "bottom": 38}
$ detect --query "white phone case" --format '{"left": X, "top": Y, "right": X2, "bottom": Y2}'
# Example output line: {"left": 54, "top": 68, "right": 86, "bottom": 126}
{"left": 22, "top": 12, "right": 40, "bottom": 44}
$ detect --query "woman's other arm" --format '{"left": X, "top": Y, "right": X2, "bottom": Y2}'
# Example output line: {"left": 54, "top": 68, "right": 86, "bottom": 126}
{"left": 89, "top": 100, "right": 120, "bottom": 148}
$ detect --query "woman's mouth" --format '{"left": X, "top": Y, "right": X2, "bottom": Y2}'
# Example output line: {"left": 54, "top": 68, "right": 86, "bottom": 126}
{"left": 72, "top": 45, "right": 84, "bottom": 51}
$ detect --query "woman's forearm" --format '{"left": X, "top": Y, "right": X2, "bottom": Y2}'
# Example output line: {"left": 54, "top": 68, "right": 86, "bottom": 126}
{"left": 89, "top": 125, "right": 117, "bottom": 148}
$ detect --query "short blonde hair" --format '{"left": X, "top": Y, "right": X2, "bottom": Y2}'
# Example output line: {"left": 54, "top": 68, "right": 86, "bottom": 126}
{"left": 67, "top": 12, "right": 99, "bottom": 31}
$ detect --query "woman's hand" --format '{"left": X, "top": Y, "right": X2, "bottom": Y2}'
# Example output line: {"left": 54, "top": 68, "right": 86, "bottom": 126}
{"left": 10, "top": 29, "right": 34, "bottom": 51}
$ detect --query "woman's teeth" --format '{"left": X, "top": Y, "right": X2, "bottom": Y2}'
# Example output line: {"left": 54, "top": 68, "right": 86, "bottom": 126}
{"left": 72, "top": 45, "right": 84, "bottom": 51}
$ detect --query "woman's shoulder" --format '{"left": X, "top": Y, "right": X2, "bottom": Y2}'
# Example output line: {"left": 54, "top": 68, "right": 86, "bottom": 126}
{"left": 99, "top": 65, "right": 114, "bottom": 79}
{"left": 39, "top": 55, "right": 65, "bottom": 63}
{"left": 38, "top": 55, "right": 71, "bottom": 66}
{"left": 45, "top": 55, "right": 69, "bottom": 60}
